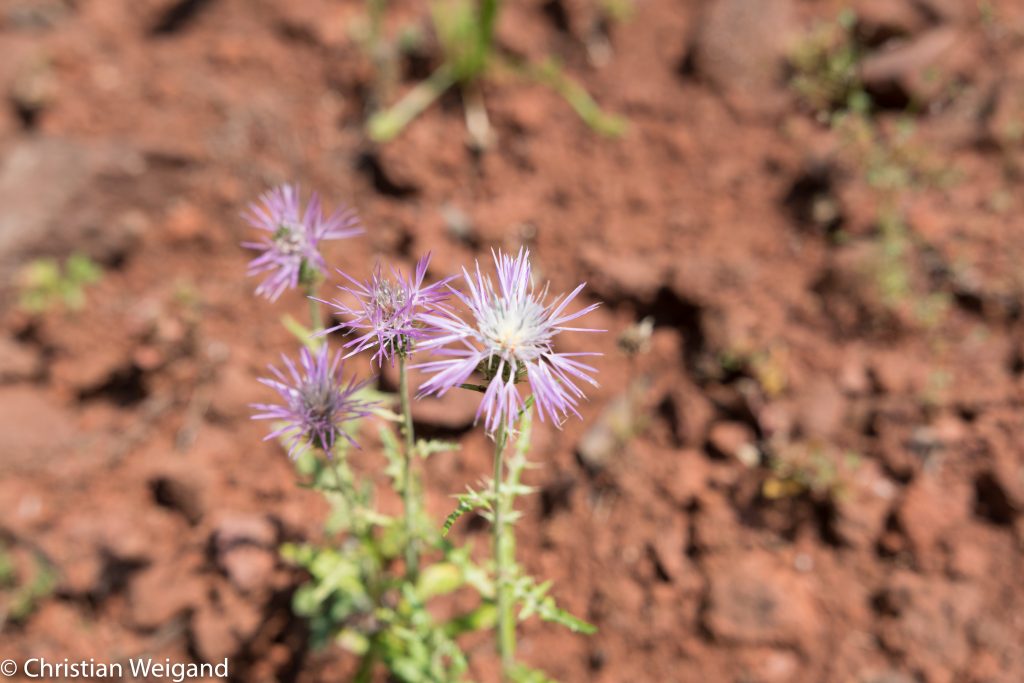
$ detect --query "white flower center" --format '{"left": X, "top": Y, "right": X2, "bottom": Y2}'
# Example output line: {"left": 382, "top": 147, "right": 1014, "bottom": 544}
{"left": 274, "top": 222, "right": 308, "bottom": 257}
{"left": 373, "top": 279, "right": 408, "bottom": 319}
{"left": 479, "top": 296, "right": 549, "bottom": 361}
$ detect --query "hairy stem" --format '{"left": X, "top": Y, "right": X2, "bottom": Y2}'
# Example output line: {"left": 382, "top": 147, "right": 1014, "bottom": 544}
{"left": 398, "top": 352, "right": 419, "bottom": 580}
{"left": 492, "top": 420, "right": 515, "bottom": 679}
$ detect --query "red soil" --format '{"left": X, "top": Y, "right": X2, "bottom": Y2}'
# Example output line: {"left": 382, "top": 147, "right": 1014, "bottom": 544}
{"left": 3, "top": 0, "right": 1024, "bottom": 681}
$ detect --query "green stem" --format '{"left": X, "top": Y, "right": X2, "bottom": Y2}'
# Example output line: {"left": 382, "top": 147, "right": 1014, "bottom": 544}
{"left": 398, "top": 353, "right": 419, "bottom": 580}
{"left": 492, "top": 420, "right": 515, "bottom": 679}
{"left": 307, "top": 285, "right": 323, "bottom": 335}
{"left": 354, "top": 637, "right": 378, "bottom": 683}
{"left": 367, "top": 65, "right": 457, "bottom": 142}
{"left": 478, "top": 0, "right": 499, "bottom": 61}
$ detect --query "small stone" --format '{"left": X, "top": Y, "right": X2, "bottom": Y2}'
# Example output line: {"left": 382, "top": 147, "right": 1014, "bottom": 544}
{"left": 190, "top": 605, "right": 239, "bottom": 662}
{"left": 647, "top": 514, "right": 688, "bottom": 580}
{"left": 657, "top": 448, "right": 709, "bottom": 506}
{"left": 150, "top": 471, "right": 206, "bottom": 525}
{"left": 580, "top": 246, "right": 667, "bottom": 304}
{"left": 703, "top": 550, "right": 821, "bottom": 652}
{"left": 690, "top": 0, "right": 798, "bottom": 119}
{"left": 208, "top": 360, "right": 254, "bottom": 422}
{"left": 220, "top": 546, "right": 276, "bottom": 594}
{"left": 164, "top": 200, "right": 205, "bottom": 242}
{"left": 852, "top": 0, "right": 929, "bottom": 43}
{"left": 0, "top": 387, "right": 77, "bottom": 469}
{"left": 832, "top": 461, "right": 895, "bottom": 549}
{"left": 898, "top": 474, "right": 970, "bottom": 567}
{"left": 0, "top": 336, "right": 41, "bottom": 383}
{"left": 707, "top": 421, "right": 755, "bottom": 459}
{"left": 129, "top": 560, "right": 205, "bottom": 630}
{"left": 213, "top": 513, "right": 277, "bottom": 550}
{"left": 795, "top": 378, "right": 845, "bottom": 438}
{"left": 859, "top": 28, "right": 966, "bottom": 108}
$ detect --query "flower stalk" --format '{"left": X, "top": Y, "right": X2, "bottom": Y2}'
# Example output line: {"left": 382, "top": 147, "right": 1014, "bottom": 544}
{"left": 398, "top": 352, "right": 419, "bottom": 580}
{"left": 492, "top": 418, "right": 515, "bottom": 679}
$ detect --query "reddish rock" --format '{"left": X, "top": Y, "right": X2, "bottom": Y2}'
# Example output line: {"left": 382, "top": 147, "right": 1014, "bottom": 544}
{"left": 852, "top": 0, "right": 929, "bottom": 42}
{"left": 795, "top": 378, "right": 845, "bottom": 439}
{"left": 832, "top": 460, "right": 896, "bottom": 549}
{"left": 220, "top": 546, "right": 277, "bottom": 594}
{"left": 690, "top": 0, "right": 798, "bottom": 119}
{"left": 692, "top": 492, "right": 742, "bottom": 553}
{"left": 0, "top": 336, "right": 41, "bottom": 383}
{"left": 647, "top": 512, "right": 688, "bottom": 581}
{"left": 149, "top": 469, "right": 207, "bottom": 525}
{"left": 860, "top": 28, "right": 974, "bottom": 107}
{"left": 707, "top": 421, "right": 755, "bottom": 459}
{"left": 898, "top": 474, "right": 971, "bottom": 568}
{"left": 212, "top": 513, "right": 279, "bottom": 593}
{"left": 703, "top": 550, "right": 821, "bottom": 652}
{"left": 580, "top": 245, "right": 668, "bottom": 304}
{"left": 875, "top": 572, "right": 981, "bottom": 682}
{"left": 657, "top": 448, "right": 710, "bottom": 507}
{"left": 0, "top": 387, "right": 78, "bottom": 469}
{"left": 129, "top": 559, "right": 206, "bottom": 630}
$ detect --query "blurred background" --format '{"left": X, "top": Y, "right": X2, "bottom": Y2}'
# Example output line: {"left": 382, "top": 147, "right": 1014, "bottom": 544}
{"left": 2, "top": 0, "right": 1024, "bottom": 681}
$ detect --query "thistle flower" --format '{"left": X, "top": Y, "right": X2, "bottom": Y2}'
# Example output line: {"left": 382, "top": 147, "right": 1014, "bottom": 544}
{"left": 251, "top": 345, "right": 373, "bottom": 458}
{"left": 242, "top": 184, "right": 363, "bottom": 301}
{"left": 417, "top": 248, "right": 601, "bottom": 434}
{"left": 317, "top": 253, "right": 452, "bottom": 366}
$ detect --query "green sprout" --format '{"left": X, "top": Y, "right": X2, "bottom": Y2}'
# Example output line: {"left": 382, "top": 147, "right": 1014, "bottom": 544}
{"left": 367, "top": 0, "right": 625, "bottom": 147}
{"left": 0, "top": 542, "right": 58, "bottom": 629}
{"left": 18, "top": 252, "right": 102, "bottom": 314}
{"left": 762, "top": 442, "right": 861, "bottom": 502}
{"left": 789, "top": 9, "right": 870, "bottom": 120}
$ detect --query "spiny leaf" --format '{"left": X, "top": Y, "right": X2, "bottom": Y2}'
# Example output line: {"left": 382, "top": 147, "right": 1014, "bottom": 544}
{"left": 511, "top": 574, "right": 597, "bottom": 635}
{"left": 442, "top": 499, "right": 476, "bottom": 536}
{"left": 415, "top": 438, "right": 460, "bottom": 459}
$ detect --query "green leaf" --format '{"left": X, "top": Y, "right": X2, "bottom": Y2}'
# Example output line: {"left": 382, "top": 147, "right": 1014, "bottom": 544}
{"left": 415, "top": 438, "right": 460, "bottom": 459}
{"left": 510, "top": 664, "right": 560, "bottom": 683}
{"left": 416, "top": 562, "right": 464, "bottom": 600}
{"left": 442, "top": 499, "right": 475, "bottom": 536}
{"left": 444, "top": 603, "right": 497, "bottom": 636}
{"left": 511, "top": 574, "right": 597, "bottom": 635}
{"left": 280, "top": 314, "right": 321, "bottom": 351}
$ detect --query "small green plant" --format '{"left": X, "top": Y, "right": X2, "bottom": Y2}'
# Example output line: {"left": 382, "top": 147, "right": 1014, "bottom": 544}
{"left": 18, "top": 252, "right": 102, "bottom": 313}
{"left": 243, "top": 185, "right": 599, "bottom": 681}
{"left": 281, "top": 434, "right": 481, "bottom": 682}
{"left": 762, "top": 442, "right": 860, "bottom": 502}
{"left": 0, "top": 541, "right": 58, "bottom": 630}
{"left": 789, "top": 9, "right": 870, "bottom": 120}
{"left": 367, "top": 0, "right": 625, "bottom": 146}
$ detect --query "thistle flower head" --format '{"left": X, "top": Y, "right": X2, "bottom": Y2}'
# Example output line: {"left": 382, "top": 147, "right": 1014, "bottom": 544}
{"left": 319, "top": 253, "right": 452, "bottom": 366}
{"left": 417, "top": 248, "right": 601, "bottom": 435}
{"left": 251, "top": 345, "right": 373, "bottom": 458}
{"left": 242, "top": 184, "right": 363, "bottom": 301}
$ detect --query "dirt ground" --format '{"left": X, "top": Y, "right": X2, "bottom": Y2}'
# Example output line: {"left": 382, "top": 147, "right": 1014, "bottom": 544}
{"left": 3, "top": 0, "right": 1024, "bottom": 681}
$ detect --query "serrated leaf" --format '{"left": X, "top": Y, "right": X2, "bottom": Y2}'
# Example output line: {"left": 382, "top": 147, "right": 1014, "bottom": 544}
{"left": 442, "top": 499, "right": 476, "bottom": 536}
{"left": 415, "top": 438, "right": 460, "bottom": 459}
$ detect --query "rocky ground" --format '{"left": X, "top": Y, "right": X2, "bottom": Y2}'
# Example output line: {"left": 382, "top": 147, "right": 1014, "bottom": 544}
{"left": 3, "top": 0, "right": 1024, "bottom": 681}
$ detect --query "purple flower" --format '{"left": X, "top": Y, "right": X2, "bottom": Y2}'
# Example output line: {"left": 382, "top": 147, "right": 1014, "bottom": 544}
{"left": 417, "top": 248, "right": 601, "bottom": 435}
{"left": 251, "top": 345, "right": 374, "bottom": 458}
{"left": 317, "top": 253, "right": 453, "bottom": 366}
{"left": 242, "top": 184, "right": 363, "bottom": 301}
